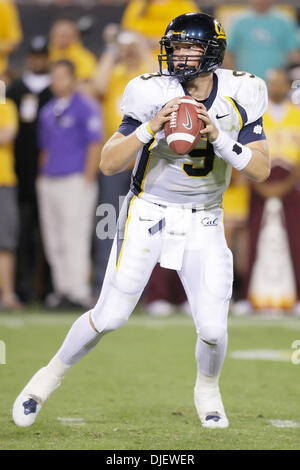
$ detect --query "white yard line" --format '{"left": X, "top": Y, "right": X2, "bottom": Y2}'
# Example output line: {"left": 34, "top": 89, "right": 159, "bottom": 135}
{"left": 269, "top": 420, "right": 300, "bottom": 428}
{"left": 0, "top": 312, "right": 299, "bottom": 330}
{"left": 56, "top": 417, "right": 85, "bottom": 426}
{"left": 0, "top": 318, "right": 25, "bottom": 329}
{"left": 229, "top": 349, "right": 292, "bottom": 362}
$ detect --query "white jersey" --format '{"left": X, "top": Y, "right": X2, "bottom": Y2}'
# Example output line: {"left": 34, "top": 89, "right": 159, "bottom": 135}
{"left": 119, "top": 68, "right": 268, "bottom": 209}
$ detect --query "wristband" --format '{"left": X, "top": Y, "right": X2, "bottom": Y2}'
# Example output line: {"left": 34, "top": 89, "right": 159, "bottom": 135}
{"left": 211, "top": 130, "right": 252, "bottom": 171}
{"left": 135, "top": 122, "right": 155, "bottom": 144}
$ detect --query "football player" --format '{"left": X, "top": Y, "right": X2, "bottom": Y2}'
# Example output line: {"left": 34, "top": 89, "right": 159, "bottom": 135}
{"left": 13, "top": 13, "right": 270, "bottom": 429}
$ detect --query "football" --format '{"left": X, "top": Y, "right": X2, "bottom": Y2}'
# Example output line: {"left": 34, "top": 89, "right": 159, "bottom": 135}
{"left": 164, "top": 96, "right": 204, "bottom": 155}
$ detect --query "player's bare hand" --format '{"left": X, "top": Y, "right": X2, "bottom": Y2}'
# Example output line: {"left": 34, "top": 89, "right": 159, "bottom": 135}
{"left": 197, "top": 103, "right": 219, "bottom": 142}
{"left": 148, "top": 98, "right": 181, "bottom": 134}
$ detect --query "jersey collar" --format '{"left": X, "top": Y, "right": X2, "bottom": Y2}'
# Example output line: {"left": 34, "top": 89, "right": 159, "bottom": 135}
{"left": 182, "top": 73, "right": 218, "bottom": 111}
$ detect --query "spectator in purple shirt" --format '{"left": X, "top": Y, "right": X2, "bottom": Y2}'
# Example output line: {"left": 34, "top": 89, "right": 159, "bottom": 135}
{"left": 37, "top": 59, "right": 103, "bottom": 310}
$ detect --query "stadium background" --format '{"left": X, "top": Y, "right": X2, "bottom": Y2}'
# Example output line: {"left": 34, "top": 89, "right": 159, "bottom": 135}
{"left": 10, "top": 1, "right": 300, "bottom": 67}
{"left": 2, "top": 0, "right": 299, "bottom": 314}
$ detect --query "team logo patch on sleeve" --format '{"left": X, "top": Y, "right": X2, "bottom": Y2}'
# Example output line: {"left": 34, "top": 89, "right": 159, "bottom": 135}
{"left": 253, "top": 124, "right": 263, "bottom": 134}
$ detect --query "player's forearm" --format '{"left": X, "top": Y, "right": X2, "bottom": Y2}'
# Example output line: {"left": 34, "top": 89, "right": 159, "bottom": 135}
{"left": 100, "top": 99, "right": 179, "bottom": 176}
{"left": 211, "top": 131, "right": 270, "bottom": 183}
{"left": 242, "top": 151, "right": 270, "bottom": 182}
{"left": 242, "top": 143, "right": 270, "bottom": 183}
{"left": 100, "top": 132, "right": 143, "bottom": 175}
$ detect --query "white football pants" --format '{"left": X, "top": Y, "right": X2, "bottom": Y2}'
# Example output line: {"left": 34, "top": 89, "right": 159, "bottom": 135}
{"left": 88, "top": 193, "right": 233, "bottom": 375}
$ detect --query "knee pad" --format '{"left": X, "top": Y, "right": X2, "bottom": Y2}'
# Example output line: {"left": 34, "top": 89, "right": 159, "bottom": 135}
{"left": 198, "top": 323, "right": 227, "bottom": 346}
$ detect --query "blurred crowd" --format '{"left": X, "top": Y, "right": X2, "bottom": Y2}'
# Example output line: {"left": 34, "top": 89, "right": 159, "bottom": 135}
{"left": 0, "top": 0, "right": 300, "bottom": 316}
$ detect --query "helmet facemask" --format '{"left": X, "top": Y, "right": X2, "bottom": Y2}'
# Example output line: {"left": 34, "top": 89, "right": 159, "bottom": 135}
{"left": 158, "top": 31, "right": 225, "bottom": 83}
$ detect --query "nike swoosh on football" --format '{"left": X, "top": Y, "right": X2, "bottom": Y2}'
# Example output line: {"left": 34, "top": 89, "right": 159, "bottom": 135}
{"left": 183, "top": 107, "right": 192, "bottom": 130}
{"left": 216, "top": 113, "right": 230, "bottom": 119}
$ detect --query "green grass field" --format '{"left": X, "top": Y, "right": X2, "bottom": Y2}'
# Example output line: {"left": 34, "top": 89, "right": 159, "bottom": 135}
{"left": 1, "top": 309, "right": 300, "bottom": 450}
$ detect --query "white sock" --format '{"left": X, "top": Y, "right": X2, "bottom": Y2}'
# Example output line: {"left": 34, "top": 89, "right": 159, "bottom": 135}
{"left": 57, "top": 311, "right": 103, "bottom": 365}
{"left": 23, "top": 356, "right": 72, "bottom": 404}
{"left": 195, "top": 333, "right": 228, "bottom": 376}
{"left": 194, "top": 370, "right": 226, "bottom": 417}
{"left": 21, "top": 313, "right": 102, "bottom": 404}
{"left": 23, "top": 368, "right": 60, "bottom": 403}
{"left": 46, "top": 355, "right": 72, "bottom": 378}
{"left": 195, "top": 370, "right": 219, "bottom": 392}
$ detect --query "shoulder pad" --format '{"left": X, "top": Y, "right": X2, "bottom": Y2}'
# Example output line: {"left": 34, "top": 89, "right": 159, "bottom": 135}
{"left": 232, "top": 71, "right": 268, "bottom": 124}
{"left": 121, "top": 73, "right": 167, "bottom": 123}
